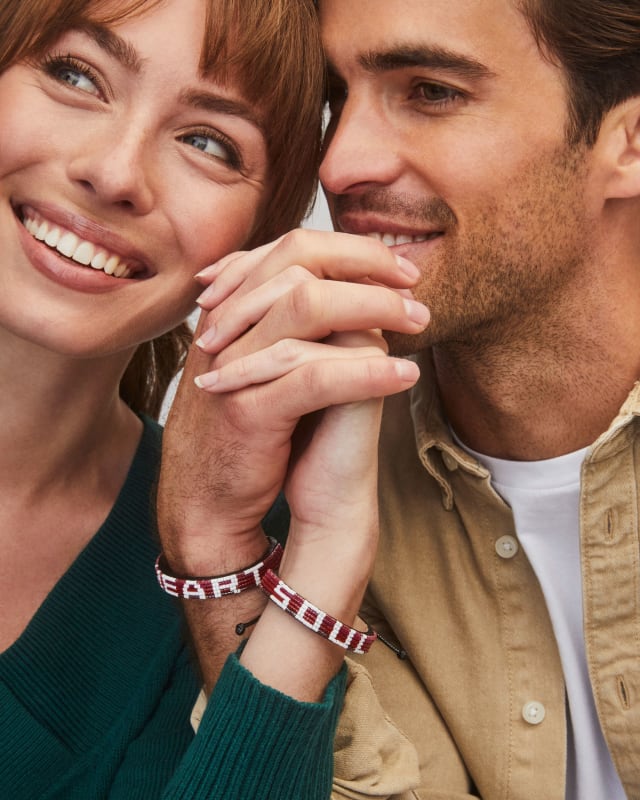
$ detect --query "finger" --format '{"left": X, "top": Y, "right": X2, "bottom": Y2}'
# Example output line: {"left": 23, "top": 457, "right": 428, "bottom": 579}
{"left": 195, "top": 251, "right": 247, "bottom": 284}
{"left": 196, "top": 229, "right": 420, "bottom": 310}
{"left": 196, "top": 265, "right": 316, "bottom": 352}
{"left": 323, "top": 328, "right": 389, "bottom": 352}
{"left": 198, "top": 355, "right": 420, "bottom": 430}
{"left": 196, "top": 237, "right": 289, "bottom": 307}
{"left": 197, "top": 271, "right": 416, "bottom": 353}
{"left": 203, "top": 279, "right": 429, "bottom": 358}
{"left": 194, "top": 338, "right": 388, "bottom": 392}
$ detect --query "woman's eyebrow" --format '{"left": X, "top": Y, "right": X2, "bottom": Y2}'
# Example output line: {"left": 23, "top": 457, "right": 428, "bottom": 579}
{"left": 69, "top": 25, "right": 263, "bottom": 132}
{"left": 179, "top": 89, "right": 265, "bottom": 132}
{"left": 79, "top": 22, "right": 144, "bottom": 73}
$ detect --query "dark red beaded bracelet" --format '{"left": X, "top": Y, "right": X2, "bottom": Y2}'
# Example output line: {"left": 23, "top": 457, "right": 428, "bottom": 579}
{"left": 260, "top": 568, "right": 378, "bottom": 654}
{"left": 155, "top": 537, "right": 283, "bottom": 599}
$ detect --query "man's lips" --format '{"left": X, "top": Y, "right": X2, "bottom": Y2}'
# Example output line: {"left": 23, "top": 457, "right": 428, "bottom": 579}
{"left": 18, "top": 203, "right": 152, "bottom": 279}
{"left": 335, "top": 213, "right": 445, "bottom": 246}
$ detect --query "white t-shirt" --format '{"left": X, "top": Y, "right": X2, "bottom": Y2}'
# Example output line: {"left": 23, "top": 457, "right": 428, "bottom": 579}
{"left": 454, "top": 437, "right": 626, "bottom": 800}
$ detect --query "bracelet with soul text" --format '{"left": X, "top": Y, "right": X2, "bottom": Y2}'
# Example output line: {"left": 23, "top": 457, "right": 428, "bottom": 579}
{"left": 260, "top": 569, "right": 378, "bottom": 654}
{"left": 155, "top": 537, "right": 283, "bottom": 599}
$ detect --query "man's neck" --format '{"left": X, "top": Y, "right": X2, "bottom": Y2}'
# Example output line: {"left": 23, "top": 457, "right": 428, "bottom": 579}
{"left": 433, "top": 319, "right": 640, "bottom": 461}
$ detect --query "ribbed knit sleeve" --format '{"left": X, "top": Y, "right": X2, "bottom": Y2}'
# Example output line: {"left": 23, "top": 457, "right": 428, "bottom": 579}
{"left": 162, "top": 655, "right": 347, "bottom": 800}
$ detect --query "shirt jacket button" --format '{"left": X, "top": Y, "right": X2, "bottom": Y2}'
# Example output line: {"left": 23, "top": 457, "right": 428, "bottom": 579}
{"left": 495, "top": 535, "right": 519, "bottom": 559}
{"left": 522, "top": 701, "right": 546, "bottom": 725}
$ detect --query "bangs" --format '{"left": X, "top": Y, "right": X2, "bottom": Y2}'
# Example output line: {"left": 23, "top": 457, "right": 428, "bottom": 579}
{"left": 199, "top": 0, "right": 320, "bottom": 120}
{"left": 0, "top": 0, "right": 162, "bottom": 69}
{"left": 198, "top": 0, "right": 325, "bottom": 244}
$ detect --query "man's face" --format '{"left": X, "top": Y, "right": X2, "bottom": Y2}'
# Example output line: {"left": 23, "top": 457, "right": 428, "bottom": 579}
{"left": 318, "top": 0, "right": 598, "bottom": 354}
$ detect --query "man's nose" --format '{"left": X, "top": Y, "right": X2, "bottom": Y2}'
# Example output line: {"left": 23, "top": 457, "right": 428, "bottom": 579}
{"left": 319, "top": 95, "right": 404, "bottom": 197}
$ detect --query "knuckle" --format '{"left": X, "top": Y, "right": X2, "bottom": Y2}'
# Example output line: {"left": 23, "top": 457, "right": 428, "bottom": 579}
{"left": 274, "top": 338, "right": 304, "bottom": 365}
{"left": 284, "top": 263, "right": 313, "bottom": 285}
{"left": 277, "top": 227, "right": 308, "bottom": 256}
{"left": 288, "top": 279, "right": 324, "bottom": 321}
{"left": 291, "top": 359, "right": 323, "bottom": 397}
{"left": 234, "top": 356, "right": 253, "bottom": 381}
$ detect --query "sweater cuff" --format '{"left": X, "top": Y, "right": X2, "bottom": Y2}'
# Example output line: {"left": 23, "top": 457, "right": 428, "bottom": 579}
{"left": 163, "top": 653, "right": 347, "bottom": 799}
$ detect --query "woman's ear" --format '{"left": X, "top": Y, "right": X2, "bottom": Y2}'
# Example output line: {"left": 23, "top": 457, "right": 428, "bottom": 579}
{"left": 601, "top": 96, "right": 640, "bottom": 200}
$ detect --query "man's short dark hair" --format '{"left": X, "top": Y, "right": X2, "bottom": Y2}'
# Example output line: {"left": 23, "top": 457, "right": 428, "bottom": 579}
{"left": 518, "top": 0, "right": 640, "bottom": 146}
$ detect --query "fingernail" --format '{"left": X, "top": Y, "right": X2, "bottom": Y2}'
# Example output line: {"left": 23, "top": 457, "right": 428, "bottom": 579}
{"left": 195, "top": 325, "right": 217, "bottom": 349}
{"left": 403, "top": 299, "right": 430, "bottom": 326}
{"left": 196, "top": 288, "right": 214, "bottom": 307}
{"left": 194, "top": 371, "right": 218, "bottom": 389}
{"left": 393, "top": 358, "right": 420, "bottom": 382}
{"left": 194, "top": 271, "right": 214, "bottom": 286}
{"left": 196, "top": 260, "right": 225, "bottom": 279}
{"left": 395, "top": 256, "right": 420, "bottom": 280}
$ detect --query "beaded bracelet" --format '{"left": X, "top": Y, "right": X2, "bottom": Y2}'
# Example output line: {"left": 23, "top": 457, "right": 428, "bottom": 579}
{"left": 260, "top": 568, "right": 378, "bottom": 654}
{"left": 155, "top": 537, "right": 283, "bottom": 599}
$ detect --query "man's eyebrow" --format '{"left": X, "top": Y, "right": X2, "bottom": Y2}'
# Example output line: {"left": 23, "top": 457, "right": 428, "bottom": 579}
{"left": 178, "top": 89, "right": 264, "bottom": 132}
{"left": 358, "top": 44, "right": 495, "bottom": 80}
{"left": 80, "top": 23, "right": 144, "bottom": 73}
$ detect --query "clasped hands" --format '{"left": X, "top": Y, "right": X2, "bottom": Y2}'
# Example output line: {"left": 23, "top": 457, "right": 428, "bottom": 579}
{"left": 157, "top": 229, "right": 429, "bottom": 699}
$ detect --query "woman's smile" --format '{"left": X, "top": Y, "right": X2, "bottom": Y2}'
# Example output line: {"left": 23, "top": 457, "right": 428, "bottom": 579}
{"left": 19, "top": 204, "right": 152, "bottom": 280}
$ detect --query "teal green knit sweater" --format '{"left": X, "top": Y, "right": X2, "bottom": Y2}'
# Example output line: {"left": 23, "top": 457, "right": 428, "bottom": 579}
{"left": 0, "top": 418, "right": 345, "bottom": 799}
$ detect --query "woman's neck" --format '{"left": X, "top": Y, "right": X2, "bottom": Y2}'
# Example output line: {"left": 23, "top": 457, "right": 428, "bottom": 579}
{"left": 0, "top": 327, "right": 142, "bottom": 494}
{"left": 0, "top": 330, "right": 145, "bottom": 651}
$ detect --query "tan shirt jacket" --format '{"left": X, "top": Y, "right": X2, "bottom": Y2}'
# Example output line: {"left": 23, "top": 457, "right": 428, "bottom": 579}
{"left": 332, "top": 352, "right": 640, "bottom": 799}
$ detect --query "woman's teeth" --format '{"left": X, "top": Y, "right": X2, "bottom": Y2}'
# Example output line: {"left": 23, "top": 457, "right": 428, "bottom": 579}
{"left": 22, "top": 213, "right": 132, "bottom": 278}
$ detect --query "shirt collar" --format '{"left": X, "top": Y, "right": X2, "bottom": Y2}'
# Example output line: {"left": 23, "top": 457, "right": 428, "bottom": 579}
{"left": 408, "top": 351, "right": 640, "bottom": 503}
{"left": 409, "top": 351, "right": 488, "bottom": 509}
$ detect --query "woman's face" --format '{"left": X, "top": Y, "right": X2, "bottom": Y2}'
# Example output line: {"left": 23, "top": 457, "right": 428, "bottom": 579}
{"left": 0, "top": 0, "right": 268, "bottom": 357}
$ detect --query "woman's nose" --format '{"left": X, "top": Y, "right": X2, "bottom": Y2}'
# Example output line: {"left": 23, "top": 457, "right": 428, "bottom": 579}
{"left": 67, "top": 119, "right": 155, "bottom": 215}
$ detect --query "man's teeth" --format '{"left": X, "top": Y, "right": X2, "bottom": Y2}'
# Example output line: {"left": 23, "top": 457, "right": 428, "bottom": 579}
{"left": 23, "top": 214, "right": 132, "bottom": 278}
{"left": 366, "top": 232, "right": 434, "bottom": 246}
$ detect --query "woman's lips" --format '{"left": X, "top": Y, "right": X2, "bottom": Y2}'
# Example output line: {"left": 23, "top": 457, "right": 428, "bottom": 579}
{"left": 19, "top": 204, "right": 151, "bottom": 279}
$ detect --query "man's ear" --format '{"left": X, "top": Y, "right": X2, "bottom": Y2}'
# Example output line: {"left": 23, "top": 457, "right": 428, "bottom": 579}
{"left": 600, "top": 96, "right": 640, "bottom": 200}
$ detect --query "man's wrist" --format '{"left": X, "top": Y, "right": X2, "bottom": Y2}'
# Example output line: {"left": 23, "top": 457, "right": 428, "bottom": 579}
{"left": 155, "top": 537, "right": 283, "bottom": 600}
{"left": 158, "top": 523, "right": 270, "bottom": 577}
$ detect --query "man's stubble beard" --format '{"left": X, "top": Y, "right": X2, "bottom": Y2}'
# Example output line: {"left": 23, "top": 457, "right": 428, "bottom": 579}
{"left": 381, "top": 143, "right": 594, "bottom": 358}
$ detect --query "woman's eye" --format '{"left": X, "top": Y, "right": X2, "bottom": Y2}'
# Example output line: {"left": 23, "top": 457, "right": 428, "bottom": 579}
{"left": 41, "top": 55, "right": 104, "bottom": 98}
{"left": 181, "top": 132, "right": 240, "bottom": 169}
{"left": 57, "top": 66, "right": 99, "bottom": 95}
{"left": 42, "top": 56, "right": 102, "bottom": 97}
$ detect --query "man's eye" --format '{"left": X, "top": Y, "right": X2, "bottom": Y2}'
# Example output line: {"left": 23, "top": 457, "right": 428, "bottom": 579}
{"left": 414, "top": 82, "right": 459, "bottom": 104}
